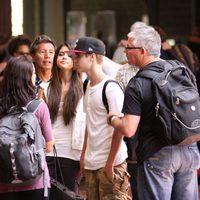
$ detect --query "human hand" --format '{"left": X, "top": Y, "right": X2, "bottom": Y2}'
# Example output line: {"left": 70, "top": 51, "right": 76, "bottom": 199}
{"left": 80, "top": 154, "right": 85, "bottom": 175}
{"left": 45, "top": 139, "right": 55, "bottom": 153}
{"left": 104, "top": 164, "right": 114, "bottom": 183}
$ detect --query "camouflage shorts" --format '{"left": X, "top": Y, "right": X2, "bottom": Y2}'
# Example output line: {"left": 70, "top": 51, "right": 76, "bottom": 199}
{"left": 85, "top": 161, "right": 132, "bottom": 200}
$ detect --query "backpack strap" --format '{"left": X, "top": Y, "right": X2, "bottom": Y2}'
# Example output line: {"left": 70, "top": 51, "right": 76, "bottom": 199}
{"left": 167, "top": 59, "right": 182, "bottom": 68}
{"left": 102, "top": 80, "right": 123, "bottom": 113}
{"left": 27, "top": 98, "right": 48, "bottom": 197}
{"left": 136, "top": 60, "right": 174, "bottom": 80}
{"left": 136, "top": 69, "right": 158, "bottom": 80}
{"left": 83, "top": 79, "right": 122, "bottom": 113}
{"left": 26, "top": 99, "right": 43, "bottom": 114}
{"left": 137, "top": 60, "right": 197, "bottom": 89}
{"left": 83, "top": 78, "right": 89, "bottom": 94}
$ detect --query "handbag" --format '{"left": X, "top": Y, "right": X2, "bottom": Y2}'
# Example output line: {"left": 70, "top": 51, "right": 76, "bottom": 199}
{"left": 49, "top": 146, "right": 85, "bottom": 200}
{"left": 50, "top": 178, "right": 84, "bottom": 200}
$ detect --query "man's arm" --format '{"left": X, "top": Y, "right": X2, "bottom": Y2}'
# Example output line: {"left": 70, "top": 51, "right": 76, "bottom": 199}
{"left": 80, "top": 128, "right": 88, "bottom": 175}
{"left": 104, "top": 129, "right": 124, "bottom": 182}
{"left": 108, "top": 113, "right": 140, "bottom": 138}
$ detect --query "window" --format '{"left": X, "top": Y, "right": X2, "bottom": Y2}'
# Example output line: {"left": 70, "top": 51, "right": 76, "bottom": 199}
{"left": 11, "top": 0, "right": 23, "bottom": 36}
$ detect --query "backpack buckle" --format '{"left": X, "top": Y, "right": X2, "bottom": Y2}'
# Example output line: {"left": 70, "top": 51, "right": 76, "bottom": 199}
{"left": 155, "top": 103, "right": 159, "bottom": 117}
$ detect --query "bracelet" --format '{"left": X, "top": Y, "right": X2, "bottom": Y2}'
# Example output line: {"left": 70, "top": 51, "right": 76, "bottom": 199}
{"left": 111, "top": 116, "right": 118, "bottom": 126}
{"left": 108, "top": 115, "right": 118, "bottom": 125}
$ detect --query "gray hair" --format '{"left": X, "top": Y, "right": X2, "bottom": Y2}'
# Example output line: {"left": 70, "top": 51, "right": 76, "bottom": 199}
{"left": 130, "top": 21, "right": 148, "bottom": 31}
{"left": 128, "top": 25, "right": 161, "bottom": 57}
{"left": 30, "top": 34, "right": 56, "bottom": 54}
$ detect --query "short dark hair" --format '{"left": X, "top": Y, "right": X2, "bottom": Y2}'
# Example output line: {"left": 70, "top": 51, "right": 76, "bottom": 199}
{"left": 8, "top": 35, "right": 31, "bottom": 56}
{"left": 30, "top": 34, "right": 56, "bottom": 54}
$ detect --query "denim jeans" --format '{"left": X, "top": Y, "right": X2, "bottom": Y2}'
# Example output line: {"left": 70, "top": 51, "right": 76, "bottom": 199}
{"left": 137, "top": 143, "right": 200, "bottom": 200}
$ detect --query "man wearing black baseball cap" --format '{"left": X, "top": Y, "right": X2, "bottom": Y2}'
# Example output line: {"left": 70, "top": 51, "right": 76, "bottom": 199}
{"left": 70, "top": 36, "right": 105, "bottom": 55}
{"left": 72, "top": 37, "right": 131, "bottom": 200}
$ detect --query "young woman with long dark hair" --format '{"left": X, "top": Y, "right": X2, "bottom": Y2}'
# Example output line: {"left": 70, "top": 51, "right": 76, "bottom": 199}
{"left": 46, "top": 43, "right": 85, "bottom": 192}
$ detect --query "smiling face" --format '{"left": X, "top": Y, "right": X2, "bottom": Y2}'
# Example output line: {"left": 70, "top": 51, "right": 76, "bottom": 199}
{"left": 32, "top": 42, "right": 55, "bottom": 71}
{"left": 56, "top": 46, "right": 73, "bottom": 71}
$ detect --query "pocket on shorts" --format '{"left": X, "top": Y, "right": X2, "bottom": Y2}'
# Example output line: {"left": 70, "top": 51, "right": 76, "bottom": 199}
{"left": 188, "top": 144, "right": 200, "bottom": 169}
{"left": 102, "top": 169, "right": 114, "bottom": 184}
{"left": 113, "top": 162, "right": 130, "bottom": 193}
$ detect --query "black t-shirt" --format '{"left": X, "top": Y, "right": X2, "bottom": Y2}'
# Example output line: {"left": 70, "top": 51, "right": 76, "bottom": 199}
{"left": 122, "top": 60, "right": 169, "bottom": 164}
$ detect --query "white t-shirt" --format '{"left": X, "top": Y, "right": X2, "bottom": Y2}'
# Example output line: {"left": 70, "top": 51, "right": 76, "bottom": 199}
{"left": 46, "top": 100, "right": 85, "bottom": 161}
{"left": 84, "top": 76, "right": 128, "bottom": 170}
{"left": 39, "top": 81, "right": 50, "bottom": 98}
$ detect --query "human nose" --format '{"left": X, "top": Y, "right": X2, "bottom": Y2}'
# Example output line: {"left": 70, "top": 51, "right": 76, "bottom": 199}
{"left": 62, "top": 55, "right": 68, "bottom": 61}
{"left": 44, "top": 50, "right": 54, "bottom": 58}
{"left": 44, "top": 51, "right": 51, "bottom": 57}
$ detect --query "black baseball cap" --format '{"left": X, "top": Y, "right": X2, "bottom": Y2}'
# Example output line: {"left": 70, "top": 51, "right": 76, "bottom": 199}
{"left": 70, "top": 37, "right": 106, "bottom": 55}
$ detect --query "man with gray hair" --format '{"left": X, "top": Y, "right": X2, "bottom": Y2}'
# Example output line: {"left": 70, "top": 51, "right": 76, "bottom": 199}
{"left": 108, "top": 25, "right": 200, "bottom": 200}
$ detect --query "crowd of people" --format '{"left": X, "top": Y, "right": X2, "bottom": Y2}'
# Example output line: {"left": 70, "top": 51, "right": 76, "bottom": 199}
{"left": 0, "top": 22, "right": 200, "bottom": 200}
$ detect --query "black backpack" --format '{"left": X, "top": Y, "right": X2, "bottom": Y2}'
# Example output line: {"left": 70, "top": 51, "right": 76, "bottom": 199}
{"left": 0, "top": 99, "right": 45, "bottom": 185}
{"left": 137, "top": 60, "right": 200, "bottom": 145}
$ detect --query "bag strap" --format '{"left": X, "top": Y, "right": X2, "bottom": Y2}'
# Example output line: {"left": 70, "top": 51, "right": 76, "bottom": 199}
{"left": 136, "top": 60, "right": 176, "bottom": 80}
{"left": 53, "top": 146, "right": 66, "bottom": 186}
{"left": 137, "top": 60, "right": 197, "bottom": 89}
{"left": 136, "top": 69, "right": 158, "bottom": 80}
{"left": 102, "top": 80, "right": 123, "bottom": 114}
{"left": 26, "top": 99, "right": 48, "bottom": 197}
{"left": 83, "top": 78, "right": 89, "bottom": 94}
{"left": 26, "top": 99, "right": 43, "bottom": 113}
{"left": 83, "top": 79, "right": 123, "bottom": 114}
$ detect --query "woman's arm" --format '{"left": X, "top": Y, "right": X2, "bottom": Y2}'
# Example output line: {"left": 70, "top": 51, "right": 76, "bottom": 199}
{"left": 35, "top": 101, "right": 54, "bottom": 152}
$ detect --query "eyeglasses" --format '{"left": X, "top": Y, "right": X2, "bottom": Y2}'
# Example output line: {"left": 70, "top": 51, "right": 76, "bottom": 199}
{"left": 125, "top": 46, "right": 142, "bottom": 50}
